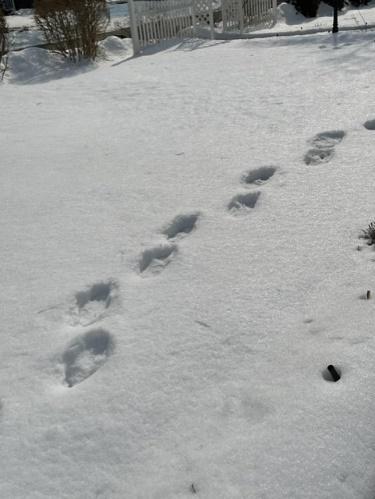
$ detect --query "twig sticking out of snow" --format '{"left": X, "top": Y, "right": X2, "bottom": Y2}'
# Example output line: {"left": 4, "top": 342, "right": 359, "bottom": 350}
{"left": 190, "top": 483, "right": 198, "bottom": 494}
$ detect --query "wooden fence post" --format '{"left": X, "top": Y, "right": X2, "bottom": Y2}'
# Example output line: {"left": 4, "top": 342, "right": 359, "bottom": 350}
{"left": 128, "top": 0, "right": 140, "bottom": 55}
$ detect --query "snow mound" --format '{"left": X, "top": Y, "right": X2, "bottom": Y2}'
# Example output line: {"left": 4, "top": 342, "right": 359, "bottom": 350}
{"left": 99, "top": 36, "right": 133, "bottom": 60}
{"left": 8, "top": 47, "right": 93, "bottom": 84}
{"left": 277, "top": 2, "right": 305, "bottom": 24}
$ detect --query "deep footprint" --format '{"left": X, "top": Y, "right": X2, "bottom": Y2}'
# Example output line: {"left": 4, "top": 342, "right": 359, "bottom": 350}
{"left": 364, "top": 119, "right": 375, "bottom": 131}
{"left": 76, "top": 281, "right": 116, "bottom": 309}
{"left": 139, "top": 244, "right": 177, "bottom": 273}
{"left": 304, "top": 148, "right": 334, "bottom": 165}
{"left": 304, "top": 130, "right": 345, "bottom": 165}
{"left": 242, "top": 166, "right": 276, "bottom": 185}
{"left": 62, "top": 329, "right": 114, "bottom": 387}
{"left": 163, "top": 212, "right": 199, "bottom": 239}
{"left": 228, "top": 192, "right": 260, "bottom": 211}
{"left": 74, "top": 280, "right": 117, "bottom": 325}
{"left": 311, "top": 130, "right": 345, "bottom": 148}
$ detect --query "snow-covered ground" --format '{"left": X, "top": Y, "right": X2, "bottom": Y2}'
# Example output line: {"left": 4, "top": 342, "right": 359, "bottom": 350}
{"left": 2, "top": 25, "right": 375, "bottom": 499}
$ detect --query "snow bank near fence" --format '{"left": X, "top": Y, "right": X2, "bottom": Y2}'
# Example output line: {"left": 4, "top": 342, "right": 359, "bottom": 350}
{"left": 98, "top": 35, "right": 133, "bottom": 60}
{"left": 7, "top": 48, "right": 92, "bottom": 84}
{"left": 6, "top": 36, "right": 133, "bottom": 84}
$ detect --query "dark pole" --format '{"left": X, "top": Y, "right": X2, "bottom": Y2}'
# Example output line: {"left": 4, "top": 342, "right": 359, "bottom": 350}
{"left": 333, "top": 0, "right": 339, "bottom": 33}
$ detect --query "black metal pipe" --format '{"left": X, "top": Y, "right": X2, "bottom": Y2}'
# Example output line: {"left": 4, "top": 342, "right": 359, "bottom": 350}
{"left": 327, "top": 365, "right": 341, "bottom": 382}
{"left": 333, "top": 0, "right": 339, "bottom": 33}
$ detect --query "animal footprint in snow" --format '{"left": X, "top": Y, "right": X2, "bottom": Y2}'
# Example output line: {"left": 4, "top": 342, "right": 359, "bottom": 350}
{"left": 364, "top": 119, "right": 375, "bottom": 131}
{"left": 228, "top": 191, "right": 260, "bottom": 213}
{"left": 311, "top": 130, "right": 345, "bottom": 149}
{"left": 304, "top": 130, "right": 345, "bottom": 165}
{"left": 62, "top": 328, "right": 114, "bottom": 387}
{"left": 304, "top": 148, "right": 334, "bottom": 165}
{"left": 162, "top": 212, "right": 200, "bottom": 239}
{"left": 72, "top": 280, "right": 118, "bottom": 326}
{"left": 139, "top": 243, "right": 177, "bottom": 274}
{"left": 242, "top": 166, "right": 276, "bottom": 185}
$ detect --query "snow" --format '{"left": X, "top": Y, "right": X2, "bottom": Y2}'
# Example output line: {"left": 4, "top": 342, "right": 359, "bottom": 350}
{"left": 6, "top": 38, "right": 133, "bottom": 84}
{"left": 5, "top": 9, "right": 35, "bottom": 29}
{"left": 99, "top": 36, "right": 133, "bottom": 60}
{"left": 2, "top": 25, "right": 375, "bottom": 499}
{"left": 7, "top": 48, "right": 92, "bottom": 84}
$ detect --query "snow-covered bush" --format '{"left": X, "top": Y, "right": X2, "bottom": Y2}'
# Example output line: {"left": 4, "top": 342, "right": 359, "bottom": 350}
{"left": 34, "top": 0, "right": 109, "bottom": 62}
{"left": 288, "top": 0, "right": 368, "bottom": 18}
{"left": 0, "top": 7, "right": 8, "bottom": 80}
{"left": 289, "top": 0, "right": 320, "bottom": 17}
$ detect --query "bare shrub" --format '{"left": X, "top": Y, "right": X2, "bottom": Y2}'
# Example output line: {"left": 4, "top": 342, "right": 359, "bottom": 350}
{"left": 0, "top": 8, "right": 9, "bottom": 80}
{"left": 34, "top": 0, "right": 109, "bottom": 62}
{"left": 361, "top": 221, "right": 375, "bottom": 245}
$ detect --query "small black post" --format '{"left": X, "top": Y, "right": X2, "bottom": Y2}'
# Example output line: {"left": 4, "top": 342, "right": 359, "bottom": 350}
{"left": 333, "top": 0, "right": 339, "bottom": 34}
{"left": 327, "top": 365, "right": 340, "bottom": 382}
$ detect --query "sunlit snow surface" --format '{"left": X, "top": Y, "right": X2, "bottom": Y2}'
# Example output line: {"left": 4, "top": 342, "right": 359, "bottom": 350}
{"left": 2, "top": 29, "right": 375, "bottom": 498}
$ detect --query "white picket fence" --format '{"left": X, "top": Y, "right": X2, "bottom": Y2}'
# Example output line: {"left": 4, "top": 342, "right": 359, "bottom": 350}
{"left": 128, "top": 0, "right": 277, "bottom": 54}
{"left": 223, "top": 0, "right": 276, "bottom": 33}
